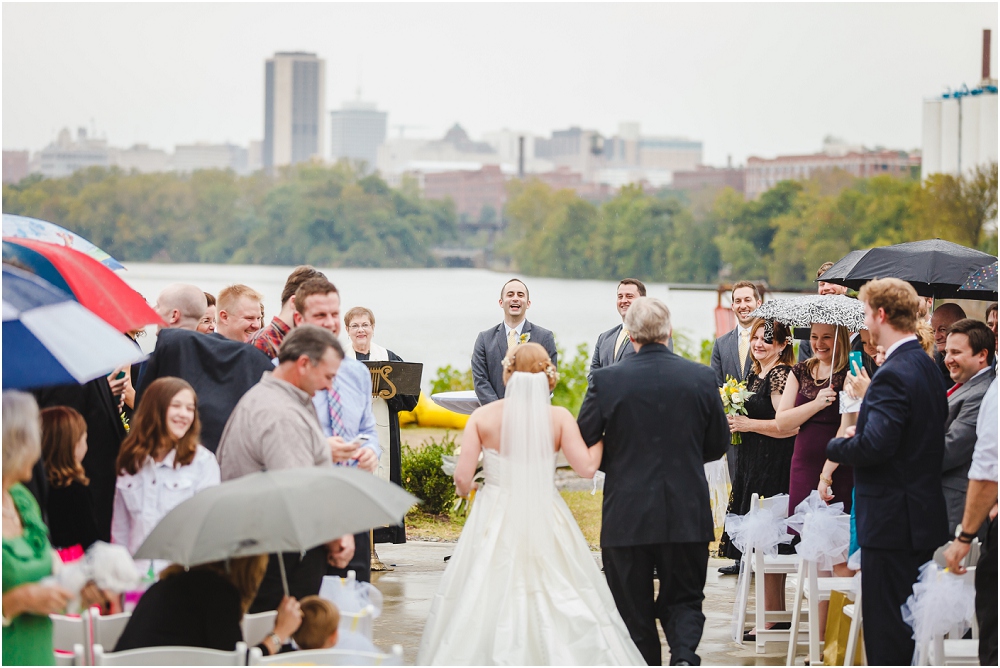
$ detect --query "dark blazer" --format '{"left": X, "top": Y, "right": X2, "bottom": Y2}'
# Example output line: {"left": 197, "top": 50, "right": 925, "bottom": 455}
{"left": 137, "top": 329, "right": 274, "bottom": 452}
{"left": 942, "top": 368, "right": 996, "bottom": 527}
{"left": 46, "top": 480, "right": 100, "bottom": 551}
{"left": 471, "top": 320, "right": 558, "bottom": 404}
{"left": 577, "top": 344, "right": 729, "bottom": 547}
{"left": 590, "top": 323, "right": 636, "bottom": 373}
{"left": 710, "top": 326, "right": 753, "bottom": 387}
{"left": 827, "top": 339, "right": 949, "bottom": 551}
{"left": 35, "top": 377, "right": 127, "bottom": 542}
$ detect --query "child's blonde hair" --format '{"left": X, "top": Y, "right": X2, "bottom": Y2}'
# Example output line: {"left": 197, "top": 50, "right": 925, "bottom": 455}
{"left": 293, "top": 596, "right": 340, "bottom": 650}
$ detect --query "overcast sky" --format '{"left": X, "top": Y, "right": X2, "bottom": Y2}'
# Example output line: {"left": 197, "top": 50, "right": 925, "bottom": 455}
{"left": 3, "top": 3, "right": 997, "bottom": 165}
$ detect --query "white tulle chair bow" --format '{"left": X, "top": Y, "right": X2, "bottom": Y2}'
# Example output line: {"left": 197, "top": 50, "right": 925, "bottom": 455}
{"left": 786, "top": 490, "right": 850, "bottom": 570}
{"left": 903, "top": 561, "right": 976, "bottom": 665}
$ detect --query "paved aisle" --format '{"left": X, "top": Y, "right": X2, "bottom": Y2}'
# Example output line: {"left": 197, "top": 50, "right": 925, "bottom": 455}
{"left": 372, "top": 542, "right": 788, "bottom": 665}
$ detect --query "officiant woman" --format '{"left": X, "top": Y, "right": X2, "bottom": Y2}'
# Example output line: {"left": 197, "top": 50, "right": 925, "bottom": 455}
{"left": 344, "top": 307, "right": 418, "bottom": 544}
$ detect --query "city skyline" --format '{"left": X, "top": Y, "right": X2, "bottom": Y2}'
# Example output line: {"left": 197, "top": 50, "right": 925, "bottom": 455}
{"left": 2, "top": 3, "right": 997, "bottom": 166}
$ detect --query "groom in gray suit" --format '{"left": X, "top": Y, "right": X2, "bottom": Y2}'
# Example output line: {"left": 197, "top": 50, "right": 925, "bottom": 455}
{"left": 472, "top": 278, "right": 558, "bottom": 404}
{"left": 942, "top": 318, "right": 997, "bottom": 534}
{"left": 591, "top": 279, "right": 646, "bottom": 376}
{"left": 709, "top": 281, "right": 761, "bottom": 487}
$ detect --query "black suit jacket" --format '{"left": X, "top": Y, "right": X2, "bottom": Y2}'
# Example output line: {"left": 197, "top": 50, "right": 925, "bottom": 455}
{"left": 710, "top": 327, "right": 753, "bottom": 387}
{"left": 590, "top": 324, "right": 636, "bottom": 373}
{"left": 577, "top": 344, "right": 729, "bottom": 547}
{"left": 137, "top": 329, "right": 274, "bottom": 452}
{"left": 827, "top": 340, "right": 949, "bottom": 551}
{"left": 471, "top": 320, "right": 558, "bottom": 404}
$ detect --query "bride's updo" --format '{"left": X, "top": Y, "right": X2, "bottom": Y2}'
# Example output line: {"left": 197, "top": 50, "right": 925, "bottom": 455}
{"left": 501, "top": 342, "right": 559, "bottom": 391}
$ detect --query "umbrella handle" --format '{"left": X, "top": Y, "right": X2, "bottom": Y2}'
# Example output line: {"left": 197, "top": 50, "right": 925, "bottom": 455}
{"left": 277, "top": 553, "right": 289, "bottom": 598}
{"left": 827, "top": 326, "right": 838, "bottom": 389}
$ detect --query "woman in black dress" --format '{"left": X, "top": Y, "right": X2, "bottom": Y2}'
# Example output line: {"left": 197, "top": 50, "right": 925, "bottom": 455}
{"left": 718, "top": 319, "right": 798, "bottom": 637}
{"left": 40, "top": 406, "right": 100, "bottom": 551}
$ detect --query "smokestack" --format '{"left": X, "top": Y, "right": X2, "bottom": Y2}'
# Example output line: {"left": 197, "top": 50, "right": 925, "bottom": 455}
{"left": 983, "top": 30, "right": 991, "bottom": 84}
{"left": 518, "top": 136, "right": 525, "bottom": 178}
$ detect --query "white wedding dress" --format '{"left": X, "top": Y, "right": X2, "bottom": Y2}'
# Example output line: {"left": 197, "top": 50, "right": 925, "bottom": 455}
{"left": 417, "top": 373, "right": 645, "bottom": 666}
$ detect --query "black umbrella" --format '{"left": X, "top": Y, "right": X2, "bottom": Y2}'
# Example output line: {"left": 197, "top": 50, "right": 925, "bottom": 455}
{"left": 959, "top": 261, "right": 997, "bottom": 297}
{"left": 819, "top": 240, "right": 997, "bottom": 300}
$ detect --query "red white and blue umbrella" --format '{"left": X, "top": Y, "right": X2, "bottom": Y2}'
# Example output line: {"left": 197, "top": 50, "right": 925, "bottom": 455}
{"left": 3, "top": 214, "right": 125, "bottom": 270}
{"left": 2, "top": 265, "right": 146, "bottom": 390}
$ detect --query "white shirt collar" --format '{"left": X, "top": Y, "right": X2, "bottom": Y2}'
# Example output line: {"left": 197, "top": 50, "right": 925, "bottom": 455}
{"left": 504, "top": 320, "right": 526, "bottom": 337}
{"left": 884, "top": 335, "right": 918, "bottom": 360}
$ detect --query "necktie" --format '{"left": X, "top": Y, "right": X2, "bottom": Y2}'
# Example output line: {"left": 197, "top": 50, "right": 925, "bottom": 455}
{"left": 738, "top": 329, "right": 750, "bottom": 378}
{"left": 947, "top": 382, "right": 964, "bottom": 397}
{"left": 326, "top": 387, "right": 347, "bottom": 438}
{"left": 614, "top": 328, "right": 630, "bottom": 359}
{"left": 507, "top": 329, "right": 518, "bottom": 351}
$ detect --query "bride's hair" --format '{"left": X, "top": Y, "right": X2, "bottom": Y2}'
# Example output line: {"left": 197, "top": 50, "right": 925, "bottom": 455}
{"left": 501, "top": 342, "right": 559, "bottom": 391}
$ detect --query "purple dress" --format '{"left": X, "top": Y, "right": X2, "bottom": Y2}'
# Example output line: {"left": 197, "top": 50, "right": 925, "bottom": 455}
{"left": 787, "top": 363, "right": 853, "bottom": 517}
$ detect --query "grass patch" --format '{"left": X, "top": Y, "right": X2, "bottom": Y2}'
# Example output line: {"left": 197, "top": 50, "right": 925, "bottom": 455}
{"left": 561, "top": 490, "right": 603, "bottom": 550}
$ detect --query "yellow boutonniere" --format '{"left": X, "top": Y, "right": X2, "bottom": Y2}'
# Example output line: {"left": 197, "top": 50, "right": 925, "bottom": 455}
{"left": 519, "top": 332, "right": 531, "bottom": 344}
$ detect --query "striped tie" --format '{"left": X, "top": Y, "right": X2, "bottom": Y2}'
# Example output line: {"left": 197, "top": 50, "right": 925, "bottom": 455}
{"left": 327, "top": 386, "right": 347, "bottom": 438}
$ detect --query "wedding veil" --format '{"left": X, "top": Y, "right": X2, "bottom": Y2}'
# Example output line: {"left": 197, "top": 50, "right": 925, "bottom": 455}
{"left": 500, "top": 371, "right": 556, "bottom": 557}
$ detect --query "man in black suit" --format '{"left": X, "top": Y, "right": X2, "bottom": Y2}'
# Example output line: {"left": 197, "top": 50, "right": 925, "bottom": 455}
{"left": 710, "top": 281, "right": 759, "bottom": 486}
{"left": 591, "top": 278, "right": 645, "bottom": 376}
{"left": 579, "top": 297, "right": 728, "bottom": 666}
{"left": 941, "top": 318, "right": 997, "bottom": 534}
{"left": 138, "top": 283, "right": 274, "bottom": 452}
{"left": 827, "top": 278, "right": 949, "bottom": 666}
{"left": 471, "top": 278, "right": 557, "bottom": 404}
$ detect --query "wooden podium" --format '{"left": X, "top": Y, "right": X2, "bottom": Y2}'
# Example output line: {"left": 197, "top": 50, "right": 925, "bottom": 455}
{"left": 361, "top": 361, "right": 422, "bottom": 571}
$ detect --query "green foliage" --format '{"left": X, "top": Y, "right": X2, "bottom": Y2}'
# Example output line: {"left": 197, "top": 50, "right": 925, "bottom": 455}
{"left": 401, "top": 435, "right": 457, "bottom": 516}
{"left": 2, "top": 163, "right": 458, "bottom": 267}
{"left": 552, "top": 342, "right": 590, "bottom": 416}
{"left": 430, "top": 365, "right": 474, "bottom": 394}
{"left": 673, "top": 334, "right": 715, "bottom": 367}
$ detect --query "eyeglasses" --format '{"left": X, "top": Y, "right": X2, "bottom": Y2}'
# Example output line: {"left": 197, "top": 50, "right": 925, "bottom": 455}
{"left": 348, "top": 323, "right": 372, "bottom": 331}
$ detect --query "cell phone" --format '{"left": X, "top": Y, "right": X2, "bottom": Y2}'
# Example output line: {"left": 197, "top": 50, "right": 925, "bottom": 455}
{"left": 849, "top": 351, "right": 862, "bottom": 376}
{"left": 114, "top": 371, "right": 127, "bottom": 380}
{"left": 349, "top": 434, "right": 371, "bottom": 447}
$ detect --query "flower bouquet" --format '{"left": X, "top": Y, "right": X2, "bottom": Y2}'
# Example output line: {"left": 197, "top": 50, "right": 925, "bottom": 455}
{"left": 720, "top": 375, "right": 754, "bottom": 445}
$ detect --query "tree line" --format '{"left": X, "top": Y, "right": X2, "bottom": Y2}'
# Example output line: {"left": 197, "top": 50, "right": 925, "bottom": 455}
{"left": 3, "top": 161, "right": 995, "bottom": 290}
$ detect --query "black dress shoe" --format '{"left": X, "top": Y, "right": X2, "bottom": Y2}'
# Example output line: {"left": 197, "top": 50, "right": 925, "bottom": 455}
{"left": 718, "top": 563, "right": 740, "bottom": 575}
{"left": 743, "top": 622, "right": 790, "bottom": 641}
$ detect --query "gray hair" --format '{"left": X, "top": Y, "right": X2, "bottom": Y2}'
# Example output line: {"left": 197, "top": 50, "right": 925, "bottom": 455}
{"left": 624, "top": 296, "right": 672, "bottom": 345}
{"left": 157, "top": 283, "right": 209, "bottom": 325}
{"left": 2, "top": 391, "right": 41, "bottom": 482}
{"left": 277, "top": 324, "right": 344, "bottom": 365}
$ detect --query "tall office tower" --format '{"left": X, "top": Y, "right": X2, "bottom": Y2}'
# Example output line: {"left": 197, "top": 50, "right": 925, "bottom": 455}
{"left": 263, "top": 52, "right": 326, "bottom": 170}
{"left": 329, "top": 100, "right": 388, "bottom": 172}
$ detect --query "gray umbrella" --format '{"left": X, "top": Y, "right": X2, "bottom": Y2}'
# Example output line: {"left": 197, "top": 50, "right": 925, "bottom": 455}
{"left": 135, "top": 467, "right": 417, "bottom": 594}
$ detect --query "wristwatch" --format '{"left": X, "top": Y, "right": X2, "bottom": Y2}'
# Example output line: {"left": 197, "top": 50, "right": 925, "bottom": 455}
{"left": 954, "top": 524, "right": 977, "bottom": 544}
{"left": 266, "top": 632, "right": 284, "bottom": 653}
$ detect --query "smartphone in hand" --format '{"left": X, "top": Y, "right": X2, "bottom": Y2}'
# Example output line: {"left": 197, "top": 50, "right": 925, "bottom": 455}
{"left": 849, "top": 351, "right": 862, "bottom": 376}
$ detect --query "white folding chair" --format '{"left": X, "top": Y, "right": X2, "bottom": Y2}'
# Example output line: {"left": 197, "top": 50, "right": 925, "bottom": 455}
{"left": 247, "top": 644, "right": 404, "bottom": 666}
{"left": 241, "top": 610, "right": 278, "bottom": 647}
{"left": 916, "top": 569, "right": 978, "bottom": 666}
{"left": 51, "top": 613, "right": 87, "bottom": 664}
{"left": 843, "top": 578, "right": 866, "bottom": 667}
{"left": 84, "top": 607, "right": 131, "bottom": 655}
{"left": 339, "top": 604, "right": 376, "bottom": 640}
{"left": 786, "top": 515, "right": 856, "bottom": 666}
{"left": 731, "top": 493, "right": 800, "bottom": 653}
{"left": 91, "top": 641, "right": 248, "bottom": 666}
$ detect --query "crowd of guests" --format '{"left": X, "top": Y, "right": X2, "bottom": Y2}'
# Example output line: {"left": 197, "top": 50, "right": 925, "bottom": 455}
{"left": 2, "top": 263, "right": 418, "bottom": 665}
{"left": 707, "top": 266, "right": 998, "bottom": 665}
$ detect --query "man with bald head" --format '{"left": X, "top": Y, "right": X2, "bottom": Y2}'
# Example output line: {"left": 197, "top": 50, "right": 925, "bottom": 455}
{"left": 154, "top": 283, "right": 208, "bottom": 331}
{"left": 932, "top": 303, "right": 967, "bottom": 386}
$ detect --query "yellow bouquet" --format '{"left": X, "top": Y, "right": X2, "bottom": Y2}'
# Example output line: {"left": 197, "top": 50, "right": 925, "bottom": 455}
{"left": 719, "top": 375, "right": 754, "bottom": 445}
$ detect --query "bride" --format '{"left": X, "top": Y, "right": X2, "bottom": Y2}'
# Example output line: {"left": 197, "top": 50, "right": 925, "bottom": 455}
{"left": 417, "top": 343, "right": 645, "bottom": 666}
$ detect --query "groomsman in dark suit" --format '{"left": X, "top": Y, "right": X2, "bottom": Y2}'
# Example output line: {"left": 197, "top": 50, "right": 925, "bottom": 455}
{"left": 941, "top": 318, "right": 997, "bottom": 534}
{"left": 710, "top": 281, "right": 760, "bottom": 485}
{"left": 579, "top": 297, "right": 728, "bottom": 666}
{"left": 827, "top": 278, "right": 949, "bottom": 666}
{"left": 471, "top": 278, "right": 558, "bottom": 404}
{"left": 591, "top": 279, "right": 645, "bottom": 377}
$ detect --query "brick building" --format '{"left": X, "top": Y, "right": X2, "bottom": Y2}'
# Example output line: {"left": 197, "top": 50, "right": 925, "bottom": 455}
{"left": 2, "top": 151, "right": 30, "bottom": 184}
{"left": 422, "top": 165, "right": 507, "bottom": 221}
{"left": 672, "top": 166, "right": 746, "bottom": 195}
{"left": 745, "top": 149, "right": 919, "bottom": 199}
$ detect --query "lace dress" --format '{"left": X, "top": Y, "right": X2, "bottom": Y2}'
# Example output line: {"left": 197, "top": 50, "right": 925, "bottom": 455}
{"left": 719, "top": 366, "right": 796, "bottom": 560}
{"left": 417, "top": 374, "right": 645, "bottom": 666}
{"left": 787, "top": 363, "right": 852, "bottom": 518}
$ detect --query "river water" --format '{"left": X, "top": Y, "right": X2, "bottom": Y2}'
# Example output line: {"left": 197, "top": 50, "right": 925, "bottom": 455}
{"left": 120, "top": 263, "right": 794, "bottom": 389}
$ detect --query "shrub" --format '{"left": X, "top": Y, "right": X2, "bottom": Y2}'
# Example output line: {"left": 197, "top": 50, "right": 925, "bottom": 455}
{"left": 401, "top": 435, "right": 457, "bottom": 516}
{"left": 430, "top": 365, "right": 474, "bottom": 394}
{"left": 552, "top": 342, "right": 590, "bottom": 416}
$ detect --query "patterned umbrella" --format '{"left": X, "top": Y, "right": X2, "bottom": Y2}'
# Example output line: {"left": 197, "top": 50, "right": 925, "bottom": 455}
{"left": 2, "top": 214, "right": 124, "bottom": 270}
{"left": 959, "top": 261, "right": 997, "bottom": 296}
{"left": 748, "top": 294, "right": 866, "bottom": 330}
